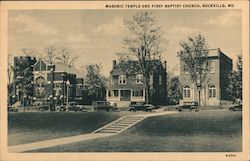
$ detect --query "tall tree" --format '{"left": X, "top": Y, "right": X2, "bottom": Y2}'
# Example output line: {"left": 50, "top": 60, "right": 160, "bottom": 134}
{"left": 168, "top": 76, "right": 182, "bottom": 105}
{"left": 227, "top": 55, "right": 242, "bottom": 103}
{"left": 84, "top": 64, "right": 106, "bottom": 101}
{"left": 14, "top": 57, "right": 35, "bottom": 106}
{"left": 117, "top": 11, "right": 167, "bottom": 103}
{"left": 7, "top": 55, "right": 15, "bottom": 104}
{"left": 178, "top": 34, "right": 210, "bottom": 108}
{"left": 56, "top": 48, "right": 78, "bottom": 68}
{"left": 7, "top": 55, "right": 14, "bottom": 85}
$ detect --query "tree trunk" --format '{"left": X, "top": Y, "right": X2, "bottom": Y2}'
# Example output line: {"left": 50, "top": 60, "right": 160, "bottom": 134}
{"left": 144, "top": 76, "right": 149, "bottom": 104}
{"left": 197, "top": 89, "right": 201, "bottom": 112}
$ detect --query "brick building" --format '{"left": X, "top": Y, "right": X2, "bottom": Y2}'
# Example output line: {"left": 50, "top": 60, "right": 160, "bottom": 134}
{"left": 179, "top": 48, "right": 232, "bottom": 106}
{"left": 33, "top": 59, "right": 84, "bottom": 105}
{"left": 107, "top": 60, "right": 167, "bottom": 108}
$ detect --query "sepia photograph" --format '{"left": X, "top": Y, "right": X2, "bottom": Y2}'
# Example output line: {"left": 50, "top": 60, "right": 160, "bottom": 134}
{"left": 0, "top": 1, "right": 249, "bottom": 161}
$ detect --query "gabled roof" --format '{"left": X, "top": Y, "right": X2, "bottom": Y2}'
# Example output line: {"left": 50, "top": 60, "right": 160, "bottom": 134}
{"left": 54, "top": 63, "right": 83, "bottom": 78}
{"left": 33, "top": 59, "right": 83, "bottom": 78}
{"left": 111, "top": 60, "right": 164, "bottom": 75}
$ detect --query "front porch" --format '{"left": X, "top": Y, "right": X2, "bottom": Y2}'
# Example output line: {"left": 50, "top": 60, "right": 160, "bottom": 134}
{"left": 107, "top": 89, "right": 145, "bottom": 107}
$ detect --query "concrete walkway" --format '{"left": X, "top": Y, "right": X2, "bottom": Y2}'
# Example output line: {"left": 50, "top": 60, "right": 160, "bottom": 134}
{"left": 8, "top": 111, "right": 178, "bottom": 153}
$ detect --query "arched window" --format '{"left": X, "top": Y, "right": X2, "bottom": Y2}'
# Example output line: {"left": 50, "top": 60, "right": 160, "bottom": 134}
{"left": 36, "top": 76, "right": 45, "bottom": 87}
{"left": 183, "top": 86, "right": 191, "bottom": 98}
{"left": 209, "top": 85, "right": 216, "bottom": 98}
{"left": 118, "top": 75, "right": 126, "bottom": 84}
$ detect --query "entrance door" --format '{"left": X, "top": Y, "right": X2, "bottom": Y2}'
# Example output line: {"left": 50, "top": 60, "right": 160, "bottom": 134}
{"left": 120, "top": 90, "right": 131, "bottom": 101}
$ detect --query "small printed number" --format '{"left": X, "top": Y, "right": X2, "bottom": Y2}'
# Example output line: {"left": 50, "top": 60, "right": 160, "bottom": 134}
{"left": 226, "top": 154, "right": 236, "bottom": 157}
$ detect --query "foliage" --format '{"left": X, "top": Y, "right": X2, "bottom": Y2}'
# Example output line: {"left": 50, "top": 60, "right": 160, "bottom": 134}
{"left": 84, "top": 64, "right": 106, "bottom": 99}
{"left": 227, "top": 55, "right": 242, "bottom": 102}
{"left": 167, "top": 76, "right": 182, "bottom": 105}
{"left": 14, "top": 57, "right": 34, "bottom": 97}
{"left": 178, "top": 34, "right": 210, "bottom": 86}
{"left": 178, "top": 34, "right": 209, "bottom": 106}
{"left": 116, "top": 11, "right": 167, "bottom": 103}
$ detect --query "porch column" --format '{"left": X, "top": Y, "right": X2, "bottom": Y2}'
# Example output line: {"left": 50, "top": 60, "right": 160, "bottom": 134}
{"left": 118, "top": 89, "right": 120, "bottom": 101}
{"left": 131, "top": 90, "right": 133, "bottom": 101}
{"left": 106, "top": 89, "right": 109, "bottom": 101}
{"left": 143, "top": 89, "right": 145, "bottom": 102}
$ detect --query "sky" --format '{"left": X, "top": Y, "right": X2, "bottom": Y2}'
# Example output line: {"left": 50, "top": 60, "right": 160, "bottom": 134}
{"left": 8, "top": 9, "right": 242, "bottom": 76}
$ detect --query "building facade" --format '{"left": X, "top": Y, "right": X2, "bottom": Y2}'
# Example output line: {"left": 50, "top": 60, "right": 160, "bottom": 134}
{"left": 32, "top": 59, "right": 84, "bottom": 105}
{"left": 179, "top": 48, "right": 233, "bottom": 106}
{"left": 107, "top": 60, "right": 167, "bottom": 108}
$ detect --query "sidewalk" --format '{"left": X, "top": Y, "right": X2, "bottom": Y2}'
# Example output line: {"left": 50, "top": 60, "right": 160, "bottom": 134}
{"left": 8, "top": 111, "right": 178, "bottom": 153}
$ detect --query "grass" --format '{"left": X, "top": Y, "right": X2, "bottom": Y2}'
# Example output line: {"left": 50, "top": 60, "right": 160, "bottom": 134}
{"left": 30, "top": 111, "right": 242, "bottom": 152}
{"left": 8, "top": 112, "right": 123, "bottom": 146}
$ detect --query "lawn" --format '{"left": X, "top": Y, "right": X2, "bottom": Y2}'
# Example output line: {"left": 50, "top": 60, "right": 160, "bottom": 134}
{"left": 30, "top": 111, "right": 242, "bottom": 152}
{"left": 8, "top": 112, "right": 123, "bottom": 146}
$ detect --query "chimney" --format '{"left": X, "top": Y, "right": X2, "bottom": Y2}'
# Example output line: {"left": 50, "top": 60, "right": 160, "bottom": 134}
{"left": 112, "top": 60, "right": 116, "bottom": 68}
{"left": 164, "top": 61, "right": 167, "bottom": 70}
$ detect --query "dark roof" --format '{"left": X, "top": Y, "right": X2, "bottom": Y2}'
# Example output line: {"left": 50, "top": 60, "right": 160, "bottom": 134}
{"left": 33, "top": 59, "right": 83, "bottom": 78}
{"left": 111, "top": 60, "right": 164, "bottom": 75}
{"left": 54, "top": 63, "right": 83, "bottom": 78}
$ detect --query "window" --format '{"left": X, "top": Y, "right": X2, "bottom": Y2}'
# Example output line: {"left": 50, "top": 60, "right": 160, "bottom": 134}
{"left": 54, "top": 83, "right": 61, "bottom": 89}
{"left": 209, "top": 86, "right": 216, "bottom": 98}
{"left": 183, "top": 86, "right": 191, "bottom": 98}
{"left": 149, "top": 74, "right": 153, "bottom": 85}
{"left": 113, "top": 90, "right": 119, "bottom": 97}
{"left": 36, "top": 87, "right": 45, "bottom": 96}
{"left": 210, "top": 61, "right": 215, "bottom": 73}
{"left": 118, "top": 75, "right": 126, "bottom": 84}
{"left": 120, "top": 90, "right": 125, "bottom": 97}
{"left": 159, "top": 75, "right": 162, "bottom": 85}
{"left": 136, "top": 74, "right": 143, "bottom": 84}
{"left": 54, "top": 83, "right": 61, "bottom": 96}
{"left": 76, "top": 85, "right": 82, "bottom": 97}
{"left": 132, "top": 90, "right": 144, "bottom": 97}
{"left": 36, "top": 76, "right": 45, "bottom": 87}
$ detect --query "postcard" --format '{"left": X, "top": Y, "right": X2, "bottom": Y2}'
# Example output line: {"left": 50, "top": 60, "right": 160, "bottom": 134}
{"left": 0, "top": 1, "right": 249, "bottom": 161}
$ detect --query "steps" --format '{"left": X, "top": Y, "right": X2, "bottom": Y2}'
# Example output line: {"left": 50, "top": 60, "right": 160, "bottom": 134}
{"left": 93, "top": 115, "right": 146, "bottom": 134}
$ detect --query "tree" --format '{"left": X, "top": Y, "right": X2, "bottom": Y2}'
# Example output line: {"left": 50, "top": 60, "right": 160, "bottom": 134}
{"left": 7, "top": 55, "right": 15, "bottom": 104}
{"left": 7, "top": 55, "right": 14, "bottom": 85}
{"left": 227, "top": 55, "right": 242, "bottom": 103}
{"left": 178, "top": 34, "right": 210, "bottom": 108}
{"left": 43, "top": 46, "right": 57, "bottom": 64}
{"left": 116, "top": 11, "right": 167, "bottom": 103}
{"left": 84, "top": 64, "right": 106, "bottom": 103}
{"left": 168, "top": 76, "right": 182, "bottom": 105}
{"left": 14, "top": 56, "right": 35, "bottom": 108}
{"left": 55, "top": 48, "right": 78, "bottom": 68}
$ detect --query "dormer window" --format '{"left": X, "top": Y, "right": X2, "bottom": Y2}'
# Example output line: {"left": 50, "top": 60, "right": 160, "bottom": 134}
{"left": 118, "top": 75, "right": 126, "bottom": 84}
{"left": 136, "top": 74, "right": 143, "bottom": 84}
